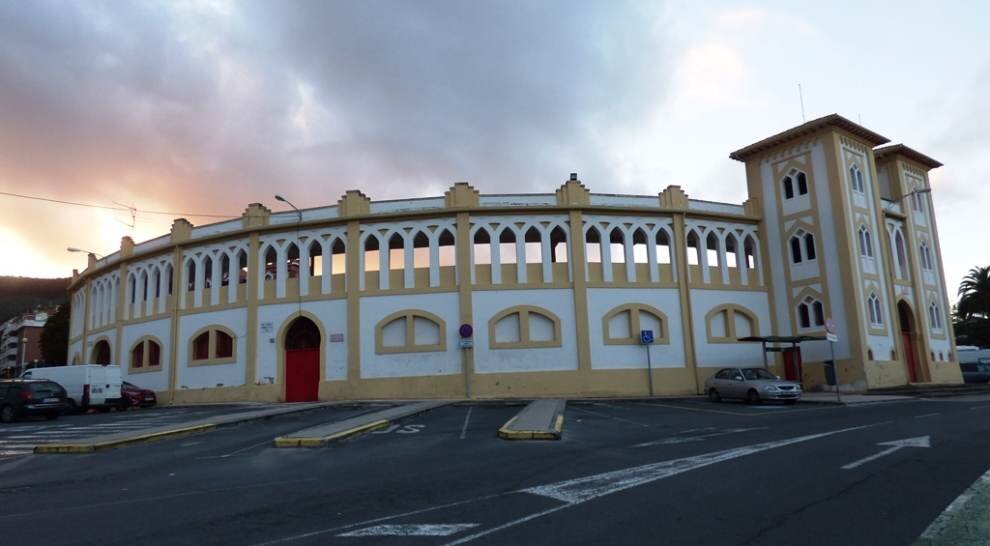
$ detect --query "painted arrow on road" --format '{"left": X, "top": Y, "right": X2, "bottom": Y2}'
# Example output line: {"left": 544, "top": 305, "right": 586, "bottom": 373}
{"left": 841, "top": 435, "right": 930, "bottom": 470}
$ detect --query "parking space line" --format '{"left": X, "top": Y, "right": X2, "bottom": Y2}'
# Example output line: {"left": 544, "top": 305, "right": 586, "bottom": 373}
{"left": 968, "top": 405, "right": 990, "bottom": 410}
{"left": 628, "top": 401, "right": 752, "bottom": 417}
{"left": 570, "top": 405, "right": 650, "bottom": 427}
{"left": 914, "top": 413, "right": 941, "bottom": 419}
{"left": 459, "top": 407, "right": 473, "bottom": 440}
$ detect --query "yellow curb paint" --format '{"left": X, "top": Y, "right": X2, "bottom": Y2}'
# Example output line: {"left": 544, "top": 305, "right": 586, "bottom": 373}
{"left": 273, "top": 419, "right": 391, "bottom": 448}
{"left": 497, "top": 414, "right": 563, "bottom": 441}
{"left": 34, "top": 424, "right": 216, "bottom": 454}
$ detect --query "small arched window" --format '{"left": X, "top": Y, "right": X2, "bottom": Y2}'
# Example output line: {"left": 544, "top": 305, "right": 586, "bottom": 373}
{"left": 781, "top": 174, "right": 794, "bottom": 200}
{"left": 894, "top": 230, "right": 907, "bottom": 271}
{"left": 797, "top": 296, "right": 825, "bottom": 329}
{"left": 189, "top": 326, "right": 237, "bottom": 364}
{"left": 928, "top": 301, "right": 943, "bottom": 330}
{"left": 603, "top": 304, "right": 669, "bottom": 345}
{"left": 920, "top": 243, "right": 933, "bottom": 270}
{"left": 375, "top": 310, "right": 446, "bottom": 354}
{"left": 796, "top": 171, "right": 808, "bottom": 195}
{"left": 867, "top": 293, "right": 883, "bottom": 327}
{"left": 849, "top": 165, "right": 865, "bottom": 193}
{"left": 790, "top": 229, "right": 817, "bottom": 264}
{"left": 489, "top": 306, "right": 562, "bottom": 349}
{"left": 705, "top": 304, "right": 759, "bottom": 343}
{"left": 858, "top": 226, "right": 874, "bottom": 258}
{"left": 130, "top": 337, "right": 163, "bottom": 370}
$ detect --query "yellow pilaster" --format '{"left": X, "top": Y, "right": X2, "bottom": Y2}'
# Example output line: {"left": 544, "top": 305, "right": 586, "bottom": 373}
{"left": 672, "top": 212, "right": 700, "bottom": 393}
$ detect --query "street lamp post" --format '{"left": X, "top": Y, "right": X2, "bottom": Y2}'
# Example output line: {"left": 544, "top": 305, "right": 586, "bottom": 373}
{"left": 884, "top": 188, "right": 931, "bottom": 211}
{"left": 66, "top": 247, "right": 104, "bottom": 259}
{"left": 274, "top": 194, "right": 303, "bottom": 223}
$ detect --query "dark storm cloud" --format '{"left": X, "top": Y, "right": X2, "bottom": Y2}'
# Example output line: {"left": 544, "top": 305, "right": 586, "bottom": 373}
{"left": 0, "top": 0, "right": 669, "bottom": 215}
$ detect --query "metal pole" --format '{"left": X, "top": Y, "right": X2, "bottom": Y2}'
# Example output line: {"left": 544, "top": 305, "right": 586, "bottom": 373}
{"left": 762, "top": 341, "right": 768, "bottom": 371}
{"left": 830, "top": 340, "right": 841, "bottom": 403}
{"left": 645, "top": 344, "right": 654, "bottom": 397}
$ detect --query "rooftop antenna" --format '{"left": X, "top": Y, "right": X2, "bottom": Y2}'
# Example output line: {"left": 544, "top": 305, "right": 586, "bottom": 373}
{"left": 798, "top": 83, "right": 806, "bottom": 122}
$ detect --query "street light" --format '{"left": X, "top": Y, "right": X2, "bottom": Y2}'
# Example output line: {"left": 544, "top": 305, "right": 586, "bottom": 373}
{"left": 884, "top": 188, "right": 931, "bottom": 211}
{"left": 274, "top": 194, "right": 303, "bottom": 223}
{"left": 66, "top": 247, "right": 104, "bottom": 259}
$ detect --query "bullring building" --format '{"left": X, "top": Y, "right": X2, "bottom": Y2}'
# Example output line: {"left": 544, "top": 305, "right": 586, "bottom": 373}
{"left": 67, "top": 114, "right": 962, "bottom": 403}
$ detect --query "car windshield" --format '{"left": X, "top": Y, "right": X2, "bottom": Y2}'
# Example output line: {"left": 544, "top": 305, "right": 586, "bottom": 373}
{"left": 123, "top": 382, "right": 135, "bottom": 389}
{"left": 741, "top": 368, "right": 776, "bottom": 381}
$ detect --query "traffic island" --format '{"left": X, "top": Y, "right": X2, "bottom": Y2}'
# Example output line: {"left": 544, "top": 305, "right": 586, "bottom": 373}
{"left": 34, "top": 402, "right": 335, "bottom": 454}
{"left": 273, "top": 401, "right": 449, "bottom": 448}
{"left": 497, "top": 399, "right": 566, "bottom": 440}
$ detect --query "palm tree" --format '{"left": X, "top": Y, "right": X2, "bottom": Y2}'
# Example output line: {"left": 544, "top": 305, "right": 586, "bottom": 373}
{"left": 958, "top": 266, "right": 990, "bottom": 320}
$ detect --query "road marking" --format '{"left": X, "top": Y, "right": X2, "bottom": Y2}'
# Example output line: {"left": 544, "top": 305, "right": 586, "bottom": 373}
{"left": 199, "top": 438, "right": 274, "bottom": 459}
{"left": 459, "top": 407, "right": 473, "bottom": 440}
{"left": 634, "top": 427, "right": 767, "bottom": 447}
{"left": 842, "top": 435, "right": 931, "bottom": 470}
{"left": 570, "top": 405, "right": 650, "bottom": 427}
{"left": 339, "top": 524, "right": 480, "bottom": 537}
{"left": 916, "top": 468, "right": 990, "bottom": 545}
{"left": 968, "top": 405, "right": 990, "bottom": 410}
{"left": 255, "top": 424, "right": 877, "bottom": 546}
{"left": 526, "top": 424, "right": 873, "bottom": 505}
{"left": 914, "top": 413, "right": 941, "bottom": 419}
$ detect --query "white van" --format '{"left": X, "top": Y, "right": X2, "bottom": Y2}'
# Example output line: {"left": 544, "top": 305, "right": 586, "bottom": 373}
{"left": 22, "top": 365, "right": 123, "bottom": 411}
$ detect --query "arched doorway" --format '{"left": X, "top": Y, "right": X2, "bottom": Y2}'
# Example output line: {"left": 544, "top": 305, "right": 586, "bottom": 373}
{"left": 91, "top": 339, "right": 111, "bottom": 365}
{"left": 284, "top": 316, "right": 321, "bottom": 402}
{"left": 897, "top": 301, "right": 922, "bottom": 383}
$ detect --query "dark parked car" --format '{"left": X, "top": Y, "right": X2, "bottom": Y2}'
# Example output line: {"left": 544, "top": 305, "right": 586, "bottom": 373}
{"left": 0, "top": 379, "right": 70, "bottom": 423}
{"left": 960, "top": 360, "right": 990, "bottom": 384}
{"left": 121, "top": 381, "right": 157, "bottom": 409}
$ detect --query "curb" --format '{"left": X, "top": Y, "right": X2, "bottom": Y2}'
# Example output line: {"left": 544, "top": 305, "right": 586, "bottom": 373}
{"left": 497, "top": 411, "right": 565, "bottom": 441}
{"left": 33, "top": 424, "right": 216, "bottom": 454}
{"left": 33, "top": 402, "right": 335, "bottom": 455}
{"left": 272, "top": 401, "right": 447, "bottom": 448}
{"left": 273, "top": 419, "right": 390, "bottom": 448}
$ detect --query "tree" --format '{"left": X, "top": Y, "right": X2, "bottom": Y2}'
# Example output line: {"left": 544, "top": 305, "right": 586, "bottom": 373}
{"left": 958, "top": 266, "right": 990, "bottom": 320}
{"left": 40, "top": 302, "right": 70, "bottom": 365}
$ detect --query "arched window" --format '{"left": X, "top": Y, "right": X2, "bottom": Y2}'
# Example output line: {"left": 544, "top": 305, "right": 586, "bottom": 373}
{"left": 549, "top": 226, "right": 568, "bottom": 264}
{"left": 705, "top": 232, "right": 721, "bottom": 269}
{"left": 849, "top": 165, "right": 865, "bottom": 193}
{"left": 263, "top": 247, "right": 278, "bottom": 280}
{"left": 929, "top": 301, "right": 943, "bottom": 330}
{"left": 524, "top": 226, "right": 542, "bottom": 264}
{"left": 584, "top": 226, "right": 602, "bottom": 264}
{"left": 603, "top": 304, "right": 669, "bottom": 345}
{"left": 489, "top": 305, "right": 562, "bottom": 349}
{"left": 632, "top": 229, "right": 649, "bottom": 264}
{"left": 705, "top": 304, "right": 759, "bottom": 343}
{"left": 437, "top": 229, "right": 456, "bottom": 267}
{"left": 130, "top": 337, "right": 163, "bottom": 370}
{"left": 364, "top": 236, "right": 380, "bottom": 273}
{"left": 867, "top": 293, "right": 883, "bottom": 327}
{"left": 894, "top": 230, "right": 907, "bottom": 271}
{"left": 202, "top": 255, "right": 213, "bottom": 288}
{"left": 387, "top": 233, "right": 404, "bottom": 271}
{"left": 498, "top": 229, "right": 517, "bottom": 265}
{"left": 375, "top": 309, "right": 446, "bottom": 354}
{"left": 91, "top": 339, "right": 112, "bottom": 365}
{"left": 796, "top": 171, "right": 808, "bottom": 195}
{"left": 656, "top": 229, "right": 672, "bottom": 265}
{"left": 781, "top": 174, "right": 794, "bottom": 200}
{"left": 920, "top": 243, "right": 933, "bottom": 270}
{"left": 412, "top": 231, "right": 431, "bottom": 272}
{"left": 790, "top": 229, "right": 816, "bottom": 264}
{"left": 189, "top": 326, "right": 237, "bottom": 364}
{"left": 858, "top": 226, "right": 874, "bottom": 258}
{"left": 743, "top": 234, "right": 758, "bottom": 270}
{"left": 797, "top": 296, "right": 825, "bottom": 329}
{"left": 686, "top": 230, "right": 702, "bottom": 266}
{"left": 608, "top": 227, "right": 625, "bottom": 264}
{"left": 473, "top": 228, "right": 492, "bottom": 266}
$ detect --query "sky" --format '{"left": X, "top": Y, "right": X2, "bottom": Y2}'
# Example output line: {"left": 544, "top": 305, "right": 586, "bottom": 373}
{"left": 0, "top": 0, "right": 986, "bottom": 304}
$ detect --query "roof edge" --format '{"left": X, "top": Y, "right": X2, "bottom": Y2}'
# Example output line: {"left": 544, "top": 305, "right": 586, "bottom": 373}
{"left": 874, "top": 143, "right": 943, "bottom": 169}
{"left": 729, "top": 113, "right": 890, "bottom": 162}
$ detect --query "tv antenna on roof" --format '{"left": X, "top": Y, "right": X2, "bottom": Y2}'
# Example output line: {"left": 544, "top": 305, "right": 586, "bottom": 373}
{"left": 798, "top": 83, "right": 806, "bottom": 122}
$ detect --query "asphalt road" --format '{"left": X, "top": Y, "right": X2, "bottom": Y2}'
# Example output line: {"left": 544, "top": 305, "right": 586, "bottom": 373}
{"left": 1, "top": 397, "right": 989, "bottom": 545}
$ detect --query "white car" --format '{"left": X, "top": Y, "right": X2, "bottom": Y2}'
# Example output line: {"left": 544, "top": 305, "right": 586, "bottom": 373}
{"left": 22, "top": 365, "right": 123, "bottom": 411}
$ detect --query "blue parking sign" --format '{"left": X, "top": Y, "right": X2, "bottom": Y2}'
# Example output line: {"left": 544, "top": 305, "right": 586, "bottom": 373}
{"left": 640, "top": 329, "right": 654, "bottom": 345}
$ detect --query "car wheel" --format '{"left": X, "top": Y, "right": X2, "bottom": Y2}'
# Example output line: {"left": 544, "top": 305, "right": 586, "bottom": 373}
{"left": 65, "top": 398, "right": 78, "bottom": 414}
{"left": 708, "top": 389, "right": 721, "bottom": 402}
{"left": 0, "top": 405, "right": 15, "bottom": 423}
{"left": 97, "top": 406, "right": 112, "bottom": 413}
{"left": 117, "top": 399, "right": 130, "bottom": 412}
{"left": 746, "top": 389, "right": 761, "bottom": 404}
{"left": 784, "top": 400, "right": 797, "bottom": 405}
{"left": 44, "top": 412, "right": 60, "bottom": 420}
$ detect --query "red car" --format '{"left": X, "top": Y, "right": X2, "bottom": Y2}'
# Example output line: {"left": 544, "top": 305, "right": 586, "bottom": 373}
{"left": 120, "top": 381, "right": 157, "bottom": 409}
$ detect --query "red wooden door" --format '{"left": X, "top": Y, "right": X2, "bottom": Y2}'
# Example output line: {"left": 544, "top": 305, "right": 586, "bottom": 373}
{"left": 286, "top": 348, "right": 319, "bottom": 402}
{"left": 902, "top": 333, "right": 918, "bottom": 383}
{"left": 782, "top": 348, "right": 802, "bottom": 382}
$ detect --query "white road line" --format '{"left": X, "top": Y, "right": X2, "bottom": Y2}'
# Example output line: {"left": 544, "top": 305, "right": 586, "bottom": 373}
{"left": 459, "top": 407, "right": 473, "bottom": 440}
{"left": 254, "top": 424, "right": 878, "bottom": 546}
{"left": 635, "top": 427, "right": 767, "bottom": 447}
{"left": 841, "top": 436, "right": 930, "bottom": 470}
{"left": 525, "top": 424, "right": 874, "bottom": 505}
{"left": 914, "top": 413, "right": 941, "bottom": 419}
{"left": 968, "top": 405, "right": 990, "bottom": 410}
{"left": 339, "top": 524, "right": 480, "bottom": 537}
{"left": 570, "top": 405, "right": 650, "bottom": 427}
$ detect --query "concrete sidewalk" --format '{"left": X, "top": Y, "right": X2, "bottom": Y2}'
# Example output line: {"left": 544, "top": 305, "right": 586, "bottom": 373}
{"left": 498, "top": 399, "right": 566, "bottom": 440}
{"left": 801, "top": 392, "right": 912, "bottom": 405}
{"left": 273, "top": 401, "right": 449, "bottom": 447}
{"left": 34, "top": 402, "right": 335, "bottom": 454}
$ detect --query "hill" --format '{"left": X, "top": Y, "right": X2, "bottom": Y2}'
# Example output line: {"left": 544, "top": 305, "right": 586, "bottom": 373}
{"left": 0, "top": 276, "right": 71, "bottom": 322}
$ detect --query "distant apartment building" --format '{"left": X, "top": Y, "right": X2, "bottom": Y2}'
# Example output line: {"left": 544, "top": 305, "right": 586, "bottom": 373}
{"left": 1, "top": 310, "right": 51, "bottom": 378}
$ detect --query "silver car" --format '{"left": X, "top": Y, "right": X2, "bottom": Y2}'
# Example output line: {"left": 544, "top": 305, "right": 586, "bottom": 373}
{"left": 704, "top": 367, "right": 802, "bottom": 404}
